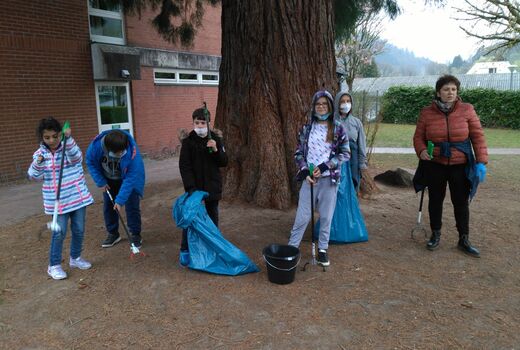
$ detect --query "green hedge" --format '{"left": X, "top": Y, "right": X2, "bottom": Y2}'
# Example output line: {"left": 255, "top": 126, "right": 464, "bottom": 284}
{"left": 381, "top": 86, "right": 520, "bottom": 129}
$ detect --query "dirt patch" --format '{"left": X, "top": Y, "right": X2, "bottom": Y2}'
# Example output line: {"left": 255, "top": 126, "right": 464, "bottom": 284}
{"left": 1, "top": 172, "right": 519, "bottom": 349}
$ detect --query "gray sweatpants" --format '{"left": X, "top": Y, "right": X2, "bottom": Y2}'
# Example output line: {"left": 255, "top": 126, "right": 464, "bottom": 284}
{"left": 288, "top": 178, "right": 338, "bottom": 250}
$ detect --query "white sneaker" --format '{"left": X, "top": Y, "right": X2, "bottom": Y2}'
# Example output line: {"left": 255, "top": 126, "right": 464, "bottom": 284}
{"left": 69, "top": 256, "right": 92, "bottom": 270}
{"left": 47, "top": 265, "right": 67, "bottom": 280}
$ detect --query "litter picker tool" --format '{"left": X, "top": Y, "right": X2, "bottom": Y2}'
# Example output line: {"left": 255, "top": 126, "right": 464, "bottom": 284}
{"left": 105, "top": 188, "right": 145, "bottom": 258}
{"left": 302, "top": 163, "right": 326, "bottom": 272}
{"left": 410, "top": 188, "right": 427, "bottom": 240}
{"left": 203, "top": 101, "right": 213, "bottom": 154}
{"left": 47, "top": 121, "right": 70, "bottom": 234}
{"left": 411, "top": 141, "right": 434, "bottom": 240}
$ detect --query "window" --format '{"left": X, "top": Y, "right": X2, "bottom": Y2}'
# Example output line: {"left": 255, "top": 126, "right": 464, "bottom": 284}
{"left": 154, "top": 69, "right": 219, "bottom": 85}
{"left": 489, "top": 68, "right": 497, "bottom": 74}
{"left": 179, "top": 73, "right": 198, "bottom": 82}
{"left": 202, "top": 74, "right": 219, "bottom": 83}
{"left": 88, "top": 0, "right": 125, "bottom": 45}
{"left": 154, "top": 72, "right": 176, "bottom": 80}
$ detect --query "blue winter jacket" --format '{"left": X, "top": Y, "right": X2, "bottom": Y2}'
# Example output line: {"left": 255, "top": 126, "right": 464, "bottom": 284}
{"left": 86, "top": 130, "right": 145, "bottom": 205}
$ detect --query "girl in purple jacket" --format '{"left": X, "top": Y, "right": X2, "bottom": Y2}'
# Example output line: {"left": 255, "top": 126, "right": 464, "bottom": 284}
{"left": 288, "top": 90, "right": 350, "bottom": 267}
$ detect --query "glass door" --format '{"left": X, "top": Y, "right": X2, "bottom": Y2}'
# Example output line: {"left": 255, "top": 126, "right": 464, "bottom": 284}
{"left": 95, "top": 82, "right": 134, "bottom": 135}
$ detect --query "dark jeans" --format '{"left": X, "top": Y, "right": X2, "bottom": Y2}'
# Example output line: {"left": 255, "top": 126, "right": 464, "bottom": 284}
{"left": 181, "top": 200, "right": 219, "bottom": 250}
{"left": 103, "top": 179, "right": 141, "bottom": 237}
{"left": 427, "top": 162, "right": 470, "bottom": 236}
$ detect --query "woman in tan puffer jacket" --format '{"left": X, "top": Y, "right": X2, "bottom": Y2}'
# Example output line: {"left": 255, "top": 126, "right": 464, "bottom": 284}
{"left": 413, "top": 74, "right": 488, "bottom": 258}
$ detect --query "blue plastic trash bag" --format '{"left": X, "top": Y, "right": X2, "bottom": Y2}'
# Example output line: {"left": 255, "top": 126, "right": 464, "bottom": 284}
{"left": 173, "top": 191, "right": 259, "bottom": 275}
{"left": 315, "top": 161, "right": 368, "bottom": 243}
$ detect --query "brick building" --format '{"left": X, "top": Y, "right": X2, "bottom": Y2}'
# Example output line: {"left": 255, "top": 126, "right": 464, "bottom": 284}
{"left": 0, "top": 1, "right": 221, "bottom": 182}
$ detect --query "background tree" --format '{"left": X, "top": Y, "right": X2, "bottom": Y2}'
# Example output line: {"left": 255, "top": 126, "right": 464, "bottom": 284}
{"left": 425, "top": 61, "right": 449, "bottom": 75}
{"left": 336, "top": 11, "right": 387, "bottom": 92}
{"left": 451, "top": 55, "right": 464, "bottom": 69}
{"left": 358, "top": 58, "right": 380, "bottom": 78}
{"left": 122, "top": 0, "right": 398, "bottom": 208}
{"left": 449, "top": 55, "right": 468, "bottom": 74}
{"left": 454, "top": 0, "right": 520, "bottom": 53}
{"left": 120, "top": 0, "right": 219, "bottom": 47}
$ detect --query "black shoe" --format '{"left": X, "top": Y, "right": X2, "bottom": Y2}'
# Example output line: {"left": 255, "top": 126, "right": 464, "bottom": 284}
{"left": 131, "top": 234, "right": 142, "bottom": 248}
{"left": 427, "top": 230, "right": 441, "bottom": 251}
{"left": 317, "top": 249, "right": 330, "bottom": 267}
{"left": 102, "top": 233, "right": 121, "bottom": 248}
{"left": 458, "top": 235, "right": 480, "bottom": 258}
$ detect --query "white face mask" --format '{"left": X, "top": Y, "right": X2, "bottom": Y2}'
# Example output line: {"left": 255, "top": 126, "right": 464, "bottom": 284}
{"left": 340, "top": 102, "right": 352, "bottom": 114}
{"left": 194, "top": 127, "right": 208, "bottom": 137}
{"left": 108, "top": 149, "right": 127, "bottom": 158}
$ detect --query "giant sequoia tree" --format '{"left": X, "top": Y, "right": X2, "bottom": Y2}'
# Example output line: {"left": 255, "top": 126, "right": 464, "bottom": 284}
{"left": 122, "top": 0, "right": 398, "bottom": 209}
{"left": 216, "top": 1, "right": 337, "bottom": 209}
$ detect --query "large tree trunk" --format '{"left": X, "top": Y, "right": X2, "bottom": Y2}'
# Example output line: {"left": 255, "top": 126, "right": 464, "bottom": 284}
{"left": 216, "top": 0, "right": 336, "bottom": 209}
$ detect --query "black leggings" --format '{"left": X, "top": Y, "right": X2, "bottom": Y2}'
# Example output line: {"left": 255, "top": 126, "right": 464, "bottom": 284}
{"left": 181, "top": 200, "right": 219, "bottom": 250}
{"left": 427, "top": 162, "right": 470, "bottom": 236}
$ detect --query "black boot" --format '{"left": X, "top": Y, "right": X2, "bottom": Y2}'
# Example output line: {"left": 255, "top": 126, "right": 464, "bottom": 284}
{"left": 458, "top": 234, "right": 480, "bottom": 258}
{"left": 426, "top": 230, "right": 441, "bottom": 251}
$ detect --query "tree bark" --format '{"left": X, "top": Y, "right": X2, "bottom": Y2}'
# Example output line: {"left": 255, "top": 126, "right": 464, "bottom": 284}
{"left": 216, "top": 0, "right": 336, "bottom": 209}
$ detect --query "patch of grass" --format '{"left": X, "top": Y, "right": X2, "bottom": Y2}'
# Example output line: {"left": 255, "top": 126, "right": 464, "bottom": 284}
{"left": 484, "top": 129, "right": 520, "bottom": 149}
{"left": 369, "top": 154, "right": 520, "bottom": 190}
{"left": 372, "top": 124, "right": 416, "bottom": 148}
{"left": 369, "top": 153, "right": 418, "bottom": 170}
{"left": 486, "top": 155, "right": 520, "bottom": 190}
{"left": 373, "top": 123, "right": 520, "bottom": 148}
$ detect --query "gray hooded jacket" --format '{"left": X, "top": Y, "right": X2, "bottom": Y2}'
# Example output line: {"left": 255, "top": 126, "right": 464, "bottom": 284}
{"left": 333, "top": 91, "right": 367, "bottom": 170}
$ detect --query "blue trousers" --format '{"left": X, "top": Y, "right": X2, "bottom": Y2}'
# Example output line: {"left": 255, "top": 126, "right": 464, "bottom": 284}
{"left": 49, "top": 206, "right": 86, "bottom": 266}
{"left": 103, "top": 180, "right": 141, "bottom": 236}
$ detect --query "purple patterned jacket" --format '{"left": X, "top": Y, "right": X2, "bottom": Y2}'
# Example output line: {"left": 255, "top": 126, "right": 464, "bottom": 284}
{"left": 294, "top": 120, "right": 350, "bottom": 184}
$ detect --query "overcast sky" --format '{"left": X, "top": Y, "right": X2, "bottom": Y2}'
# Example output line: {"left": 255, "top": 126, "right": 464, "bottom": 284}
{"left": 380, "top": 0, "right": 484, "bottom": 64}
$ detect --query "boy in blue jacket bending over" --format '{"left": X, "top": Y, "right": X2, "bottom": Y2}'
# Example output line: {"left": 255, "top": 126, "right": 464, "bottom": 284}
{"left": 86, "top": 130, "right": 145, "bottom": 248}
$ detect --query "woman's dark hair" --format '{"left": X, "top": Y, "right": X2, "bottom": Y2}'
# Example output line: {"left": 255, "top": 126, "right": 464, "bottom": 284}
{"left": 435, "top": 74, "right": 461, "bottom": 93}
{"left": 104, "top": 130, "right": 128, "bottom": 152}
{"left": 192, "top": 108, "right": 210, "bottom": 122}
{"left": 37, "top": 117, "right": 61, "bottom": 141}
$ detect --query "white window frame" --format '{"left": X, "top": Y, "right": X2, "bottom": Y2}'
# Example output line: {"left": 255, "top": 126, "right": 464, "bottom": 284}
{"left": 94, "top": 82, "right": 134, "bottom": 136}
{"left": 153, "top": 68, "right": 219, "bottom": 86}
{"left": 88, "top": 1, "right": 126, "bottom": 45}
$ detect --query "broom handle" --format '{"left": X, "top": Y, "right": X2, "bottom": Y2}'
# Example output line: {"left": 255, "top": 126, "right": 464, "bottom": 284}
{"left": 203, "top": 102, "right": 213, "bottom": 154}
{"left": 309, "top": 163, "right": 316, "bottom": 261}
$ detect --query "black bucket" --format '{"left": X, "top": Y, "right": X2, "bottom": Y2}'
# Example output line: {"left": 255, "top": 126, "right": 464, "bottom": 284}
{"left": 262, "top": 244, "right": 300, "bottom": 285}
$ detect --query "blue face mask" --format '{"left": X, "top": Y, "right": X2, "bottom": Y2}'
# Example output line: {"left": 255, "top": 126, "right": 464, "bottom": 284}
{"left": 108, "top": 150, "right": 127, "bottom": 158}
{"left": 314, "top": 112, "right": 330, "bottom": 121}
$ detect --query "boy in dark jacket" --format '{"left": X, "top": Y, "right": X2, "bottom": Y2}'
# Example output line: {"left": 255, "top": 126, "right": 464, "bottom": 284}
{"left": 86, "top": 130, "right": 145, "bottom": 249}
{"left": 178, "top": 107, "right": 228, "bottom": 265}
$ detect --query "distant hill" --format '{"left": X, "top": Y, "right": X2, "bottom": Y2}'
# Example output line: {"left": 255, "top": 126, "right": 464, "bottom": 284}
{"left": 471, "top": 44, "right": 520, "bottom": 67}
{"left": 374, "top": 43, "right": 448, "bottom": 77}
{"left": 373, "top": 42, "right": 520, "bottom": 78}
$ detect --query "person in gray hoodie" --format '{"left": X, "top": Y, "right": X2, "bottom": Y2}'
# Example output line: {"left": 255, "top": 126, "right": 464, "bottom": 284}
{"left": 334, "top": 91, "right": 368, "bottom": 190}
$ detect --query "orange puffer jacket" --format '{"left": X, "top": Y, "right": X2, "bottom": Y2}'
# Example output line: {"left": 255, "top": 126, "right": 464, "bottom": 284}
{"left": 413, "top": 99, "right": 488, "bottom": 165}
